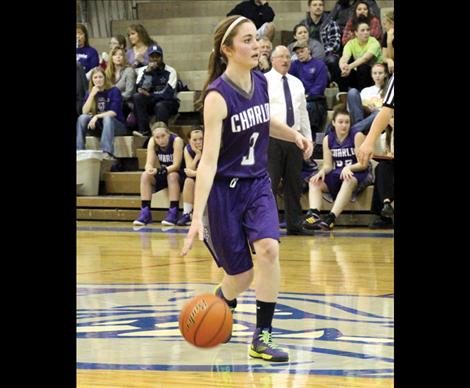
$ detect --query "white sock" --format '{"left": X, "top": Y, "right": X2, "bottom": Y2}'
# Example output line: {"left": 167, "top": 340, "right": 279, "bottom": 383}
{"left": 183, "top": 203, "right": 193, "bottom": 215}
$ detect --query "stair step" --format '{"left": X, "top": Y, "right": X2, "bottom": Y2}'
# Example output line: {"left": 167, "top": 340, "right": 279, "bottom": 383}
{"left": 85, "top": 135, "right": 148, "bottom": 158}
{"left": 135, "top": 0, "right": 303, "bottom": 19}
{"left": 104, "top": 171, "right": 141, "bottom": 194}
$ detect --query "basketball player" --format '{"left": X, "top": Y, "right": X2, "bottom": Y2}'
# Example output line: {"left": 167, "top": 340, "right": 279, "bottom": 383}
{"left": 303, "top": 106, "right": 372, "bottom": 230}
{"left": 180, "top": 16, "right": 313, "bottom": 362}
{"left": 133, "top": 122, "right": 184, "bottom": 226}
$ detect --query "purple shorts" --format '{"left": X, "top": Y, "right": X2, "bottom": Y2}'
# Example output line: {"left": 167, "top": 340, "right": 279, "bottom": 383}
{"left": 152, "top": 170, "right": 184, "bottom": 193}
{"left": 324, "top": 168, "right": 372, "bottom": 200}
{"left": 203, "top": 173, "right": 280, "bottom": 276}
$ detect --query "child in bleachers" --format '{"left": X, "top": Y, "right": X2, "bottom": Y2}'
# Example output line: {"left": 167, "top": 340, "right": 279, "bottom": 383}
{"left": 76, "top": 67, "right": 127, "bottom": 160}
{"left": 341, "top": 1, "right": 382, "bottom": 46}
{"left": 76, "top": 23, "right": 99, "bottom": 75}
{"left": 303, "top": 106, "right": 372, "bottom": 230}
{"left": 338, "top": 20, "right": 383, "bottom": 92}
{"left": 100, "top": 34, "right": 127, "bottom": 70}
{"left": 104, "top": 47, "right": 136, "bottom": 120}
{"left": 176, "top": 127, "right": 204, "bottom": 226}
{"left": 133, "top": 122, "right": 184, "bottom": 226}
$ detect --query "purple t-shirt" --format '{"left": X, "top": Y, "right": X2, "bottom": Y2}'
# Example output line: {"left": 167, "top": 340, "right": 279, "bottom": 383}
{"left": 83, "top": 87, "right": 124, "bottom": 123}
{"left": 76, "top": 46, "right": 99, "bottom": 73}
{"left": 206, "top": 70, "right": 270, "bottom": 179}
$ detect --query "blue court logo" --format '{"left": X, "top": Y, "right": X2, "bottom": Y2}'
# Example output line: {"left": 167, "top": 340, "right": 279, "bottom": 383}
{"left": 77, "top": 283, "right": 393, "bottom": 378}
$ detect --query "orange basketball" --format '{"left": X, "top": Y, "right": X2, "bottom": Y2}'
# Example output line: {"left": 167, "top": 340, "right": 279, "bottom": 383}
{"left": 179, "top": 294, "right": 233, "bottom": 348}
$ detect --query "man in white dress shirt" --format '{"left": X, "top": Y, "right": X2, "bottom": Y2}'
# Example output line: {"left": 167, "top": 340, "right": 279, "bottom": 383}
{"left": 265, "top": 45, "right": 315, "bottom": 235}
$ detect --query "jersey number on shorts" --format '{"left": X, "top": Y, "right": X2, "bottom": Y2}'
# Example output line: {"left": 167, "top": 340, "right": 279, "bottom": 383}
{"left": 241, "top": 132, "right": 259, "bottom": 166}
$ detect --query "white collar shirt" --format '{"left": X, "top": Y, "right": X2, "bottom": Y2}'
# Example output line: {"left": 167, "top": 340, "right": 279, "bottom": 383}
{"left": 265, "top": 68, "right": 312, "bottom": 141}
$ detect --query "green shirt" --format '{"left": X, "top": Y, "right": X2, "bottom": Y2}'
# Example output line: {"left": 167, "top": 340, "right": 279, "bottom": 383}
{"left": 343, "top": 36, "right": 383, "bottom": 65}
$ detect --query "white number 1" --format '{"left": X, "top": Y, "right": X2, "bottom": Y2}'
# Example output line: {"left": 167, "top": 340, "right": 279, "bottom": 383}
{"left": 241, "top": 132, "right": 259, "bottom": 166}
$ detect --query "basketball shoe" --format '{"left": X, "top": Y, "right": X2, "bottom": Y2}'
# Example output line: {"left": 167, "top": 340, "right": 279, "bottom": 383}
{"left": 319, "top": 213, "right": 336, "bottom": 230}
{"left": 214, "top": 284, "right": 237, "bottom": 343}
{"left": 249, "top": 328, "right": 289, "bottom": 362}
{"left": 302, "top": 210, "right": 321, "bottom": 230}
{"left": 176, "top": 212, "right": 192, "bottom": 226}
{"left": 133, "top": 207, "right": 152, "bottom": 226}
{"left": 162, "top": 207, "right": 178, "bottom": 225}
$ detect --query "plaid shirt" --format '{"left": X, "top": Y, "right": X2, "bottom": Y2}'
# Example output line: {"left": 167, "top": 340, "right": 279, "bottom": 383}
{"left": 300, "top": 12, "right": 341, "bottom": 56}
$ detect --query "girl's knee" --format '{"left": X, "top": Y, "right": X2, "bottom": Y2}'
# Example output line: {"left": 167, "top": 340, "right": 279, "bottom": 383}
{"left": 255, "top": 239, "right": 279, "bottom": 264}
{"left": 230, "top": 269, "right": 254, "bottom": 292}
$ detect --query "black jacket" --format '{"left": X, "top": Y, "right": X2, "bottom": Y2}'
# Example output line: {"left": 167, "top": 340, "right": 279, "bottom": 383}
{"left": 227, "top": 0, "right": 275, "bottom": 30}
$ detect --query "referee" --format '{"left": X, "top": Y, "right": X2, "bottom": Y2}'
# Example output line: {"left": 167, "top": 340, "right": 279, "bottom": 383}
{"left": 357, "top": 75, "right": 394, "bottom": 165}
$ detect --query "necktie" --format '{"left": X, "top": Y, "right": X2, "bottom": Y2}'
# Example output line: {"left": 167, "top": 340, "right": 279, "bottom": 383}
{"left": 282, "top": 75, "right": 295, "bottom": 127}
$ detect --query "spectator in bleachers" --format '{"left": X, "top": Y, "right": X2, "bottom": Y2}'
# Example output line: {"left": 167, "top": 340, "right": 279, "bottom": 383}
{"left": 341, "top": 1, "right": 382, "bottom": 46}
{"left": 104, "top": 47, "right": 137, "bottom": 120}
{"left": 330, "top": 0, "right": 354, "bottom": 36}
{"left": 176, "top": 127, "right": 204, "bottom": 226}
{"left": 132, "top": 44, "right": 180, "bottom": 136}
{"left": 287, "top": 23, "right": 325, "bottom": 62}
{"left": 302, "top": 106, "right": 372, "bottom": 230}
{"left": 299, "top": 0, "right": 341, "bottom": 87}
{"left": 76, "top": 62, "right": 88, "bottom": 118}
{"left": 265, "top": 45, "right": 314, "bottom": 236}
{"left": 76, "top": 67, "right": 128, "bottom": 160}
{"left": 133, "top": 122, "right": 184, "bottom": 227}
{"left": 126, "top": 23, "right": 157, "bottom": 69}
{"left": 256, "top": 37, "right": 273, "bottom": 73}
{"left": 345, "top": 62, "right": 388, "bottom": 134}
{"left": 338, "top": 20, "right": 383, "bottom": 92}
{"left": 289, "top": 41, "right": 329, "bottom": 141}
{"left": 227, "top": 0, "right": 275, "bottom": 41}
{"left": 357, "top": 74, "right": 394, "bottom": 165}
{"left": 381, "top": 10, "right": 394, "bottom": 74}
{"left": 369, "top": 114, "right": 393, "bottom": 229}
{"left": 99, "top": 34, "right": 127, "bottom": 70}
{"left": 76, "top": 23, "right": 99, "bottom": 74}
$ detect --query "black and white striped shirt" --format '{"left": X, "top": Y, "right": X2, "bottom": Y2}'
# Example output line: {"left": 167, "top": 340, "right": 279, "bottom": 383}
{"left": 383, "top": 75, "right": 394, "bottom": 108}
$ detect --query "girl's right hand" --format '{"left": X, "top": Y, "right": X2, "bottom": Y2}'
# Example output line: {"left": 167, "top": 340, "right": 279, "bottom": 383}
{"left": 310, "top": 170, "right": 325, "bottom": 184}
{"left": 184, "top": 168, "right": 196, "bottom": 177}
{"left": 90, "top": 85, "right": 100, "bottom": 96}
{"left": 145, "top": 168, "right": 157, "bottom": 175}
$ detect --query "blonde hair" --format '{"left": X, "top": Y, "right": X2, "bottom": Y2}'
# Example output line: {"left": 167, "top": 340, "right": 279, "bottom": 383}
{"left": 105, "top": 47, "right": 130, "bottom": 83}
{"left": 151, "top": 121, "right": 169, "bottom": 134}
{"left": 87, "top": 67, "right": 113, "bottom": 115}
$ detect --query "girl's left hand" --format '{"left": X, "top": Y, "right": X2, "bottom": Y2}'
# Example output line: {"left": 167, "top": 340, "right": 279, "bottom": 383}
{"left": 340, "top": 166, "right": 354, "bottom": 181}
{"left": 88, "top": 115, "right": 98, "bottom": 129}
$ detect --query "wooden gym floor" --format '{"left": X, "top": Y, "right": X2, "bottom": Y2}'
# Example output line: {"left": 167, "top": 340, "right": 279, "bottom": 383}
{"left": 77, "top": 220, "right": 394, "bottom": 387}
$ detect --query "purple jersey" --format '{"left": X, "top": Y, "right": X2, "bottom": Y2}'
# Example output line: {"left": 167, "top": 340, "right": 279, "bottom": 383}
{"left": 155, "top": 133, "right": 177, "bottom": 167}
{"left": 325, "top": 128, "right": 372, "bottom": 199}
{"left": 185, "top": 144, "right": 200, "bottom": 169}
{"left": 328, "top": 128, "right": 360, "bottom": 171}
{"left": 206, "top": 70, "right": 270, "bottom": 179}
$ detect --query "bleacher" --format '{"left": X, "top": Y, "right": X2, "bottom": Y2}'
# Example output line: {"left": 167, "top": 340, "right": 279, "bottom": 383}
{"left": 78, "top": 0, "right": 393, "bottom": 225}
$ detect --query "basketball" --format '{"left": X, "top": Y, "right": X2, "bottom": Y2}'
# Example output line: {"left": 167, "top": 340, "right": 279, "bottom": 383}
{"left": 179, "top": 294, "right": 233, "bottom": 348}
